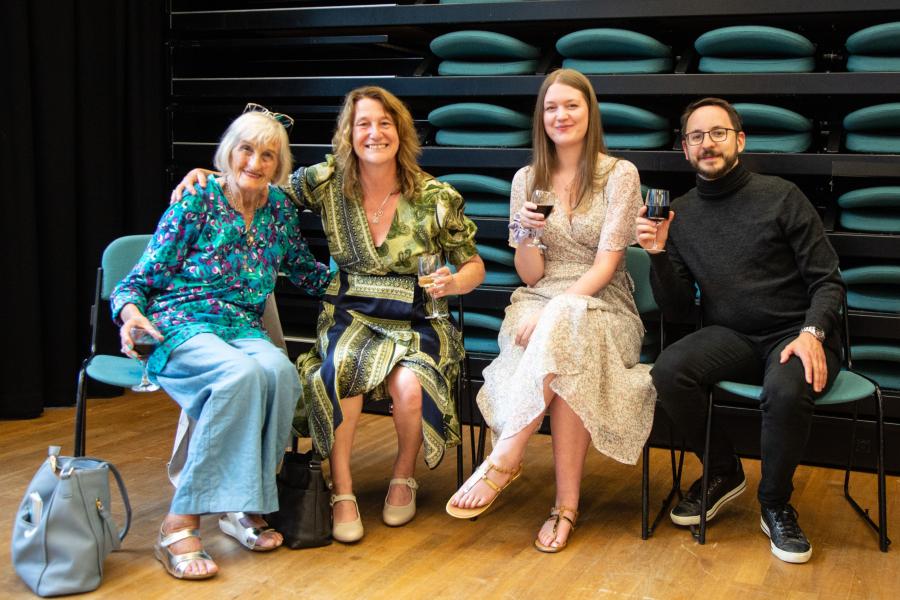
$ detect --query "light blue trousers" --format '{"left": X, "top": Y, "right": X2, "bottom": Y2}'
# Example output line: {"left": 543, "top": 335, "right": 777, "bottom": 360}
{"left": 154, "top": 334, "right": 299, "bottom": 515}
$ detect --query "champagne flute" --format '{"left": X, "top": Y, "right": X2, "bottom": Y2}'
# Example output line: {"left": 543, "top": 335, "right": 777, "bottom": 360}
{"left": 418, "top": 253, "right": 448, "bottom": 319}
{"left": 130, "top": 327, "right": 160, "bottom": 392}
{"left": 527, "top": 190, "right": 556, "bottom": 252}
{"left": 644, "top": 188, "right": 670, "bottom": 251}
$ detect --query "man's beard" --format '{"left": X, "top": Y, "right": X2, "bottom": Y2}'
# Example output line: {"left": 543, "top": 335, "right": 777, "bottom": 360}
{"left": 693, "top": 148, "right": 739, "bottom": 180}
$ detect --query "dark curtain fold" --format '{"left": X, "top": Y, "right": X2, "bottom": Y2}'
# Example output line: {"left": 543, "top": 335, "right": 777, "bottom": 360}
{"left": 1, "top": 0, "right": 166, "bottom": 418}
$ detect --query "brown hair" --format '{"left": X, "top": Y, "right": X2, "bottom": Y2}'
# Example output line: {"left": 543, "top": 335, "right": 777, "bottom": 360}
{"left": 680, "top": 97, "right": 743, "bottom": 133}
{"left": 529, "top": 68, "right": 615, "bottom": 214}
{"left": 332, "top": 86, "right": 422, "bottom": 200}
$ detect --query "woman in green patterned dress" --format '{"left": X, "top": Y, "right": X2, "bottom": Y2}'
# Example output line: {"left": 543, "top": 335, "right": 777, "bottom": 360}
{"left": 174, "top": 87, "right": 484, "bottom": 543}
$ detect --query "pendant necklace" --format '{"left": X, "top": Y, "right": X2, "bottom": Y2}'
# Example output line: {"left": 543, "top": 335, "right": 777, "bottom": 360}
{"left": 370, "top": 189, "right": 397, "bottom": 224}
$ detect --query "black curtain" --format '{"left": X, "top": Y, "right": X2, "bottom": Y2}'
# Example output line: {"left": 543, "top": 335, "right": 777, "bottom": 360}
{"left": 1, "top": 0, "right": 167, "bottom": 418}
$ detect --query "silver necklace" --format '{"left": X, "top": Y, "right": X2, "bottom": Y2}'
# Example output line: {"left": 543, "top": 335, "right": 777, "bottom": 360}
{"left": 369, "top": 190, "right": 397, "bottom": 224}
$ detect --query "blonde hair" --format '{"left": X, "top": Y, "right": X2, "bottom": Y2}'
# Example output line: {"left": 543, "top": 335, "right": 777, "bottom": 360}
{"left": 332, "top": 86, "right": 422, "bottom": 200}
{"left": 529, "top": 68, "right": 616, "bottom": 214}
{"left": 213, "top": 111, "right": 293, "bottom": 186}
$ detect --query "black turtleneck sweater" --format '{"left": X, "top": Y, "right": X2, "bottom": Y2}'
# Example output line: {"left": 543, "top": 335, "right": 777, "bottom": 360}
{"left": 649, "top": 163, "right": 844, "bottom": 339}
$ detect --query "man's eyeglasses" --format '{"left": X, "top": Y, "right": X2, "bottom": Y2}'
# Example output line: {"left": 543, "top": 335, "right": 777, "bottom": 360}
{"left": 683, "top": 127, "right": 739, "bottom": 146}
{"left": 243, "top": 102, "right": 294, "bottom": 132}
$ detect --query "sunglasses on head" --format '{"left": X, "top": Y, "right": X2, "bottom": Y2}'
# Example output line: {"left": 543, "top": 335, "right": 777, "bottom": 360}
{"left": 243, "top": 102, "right": 294, "bottom": 132}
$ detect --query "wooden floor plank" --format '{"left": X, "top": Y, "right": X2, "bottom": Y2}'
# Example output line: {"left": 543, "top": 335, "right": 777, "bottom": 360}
{"left": 0, "top": 391, "right": 896, "bottom": 599}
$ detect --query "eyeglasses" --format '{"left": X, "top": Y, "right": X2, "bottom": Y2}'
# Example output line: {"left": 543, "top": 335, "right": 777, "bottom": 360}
{"left": 243, "top": 102, "right": 295, "bottom": 132}
{"left": 683, "top": 127, "right": 739, "bottom": 146}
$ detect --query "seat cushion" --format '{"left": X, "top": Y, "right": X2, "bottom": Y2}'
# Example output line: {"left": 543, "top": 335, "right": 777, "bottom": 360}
{"left": 840, "top": 209, "right": 900, "bottom": 233}
{"left": 846, "top": 22, "right": 900, "bottom": 54}
{"left": 435, "top": 129, "right": 531, "bottom": 147}
{"left": 429, "top": 103, "right": 531, "bottom": 128}
{"left": 743, "top": 132, "right": 812, "bottom": 153}
{"left": 698, "top": 56, "right": 815, "bottom": 73}
{"left": 85, "top": 354, "right": 145, "bottom": 387}
{"left": 847, "top": 55, "right": 900, "bottom": 72}
{"left": 483, "top": 268, "right": 522, "bottom": 286}
{"left": 843, "top": 103, "right": 900, "bottom": 131}
{"left": 838, "top": 186, "right": 900, "bottom": 208}
{"left": 842, "top": 264, "right": 900, "bottom": 285}
{"left": 430, "top": 30, "right": 539, "bottom": 60}
{"left": 562, "top": 57, "right": 673, "bottom": 74}
{"left": 464, "top": 198, "right": 510, "bottom": 217}
{"left": 851, "top": 344, "right": 900, "bottom": 389}
{"left": 437, "top": 173, "right": 511, "bottom": 196}
{"left": 845, "top": 133, "right": 900, "bottom": 153}
{"left": 843, "top": 265, "right": 900, "bottom": 313}
{"left": 476, "top": 243, "right": 515, "bottom": 266}
{"left": 438, "top": 60, "right": 537, "bottom": 76}
{"left": 599, "top": 102, "right": 669, "bottom": 130}
{"left": 695, "top": 26, "right": 815, "bottom": 57}
{"left": 716, "top": 371, "right": 876, "bottom": 406}
{"left": 733, "top": 103, "right": 812, "bottom": 132}
{"left": 556, "top": 28, "right": 670, "bottom": 58}
{"left": 605, "top": 131, "right": 671, "bottom": 150}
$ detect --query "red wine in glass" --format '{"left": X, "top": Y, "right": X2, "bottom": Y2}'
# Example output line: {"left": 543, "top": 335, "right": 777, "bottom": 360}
{"left": 533, "top": 204, "right": 554, "bottom": 217}
{"left": 646, "top": 204, "right": 669, "bottom": 222}
{"left": 528, "top": 190, "right": 557, "bottom": 251}
{"left": 130, "top": 327, "right": 160, "bottom": 392}
{"left": 644, "top": 188, "right": 670, "bottom": 250}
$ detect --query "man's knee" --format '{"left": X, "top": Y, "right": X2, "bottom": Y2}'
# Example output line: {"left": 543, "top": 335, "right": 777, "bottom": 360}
{"left": 761, "top": 367, "right": 815, "bottom": 420}
{"left": 651, "top": 349, "right": 692, "bottom": 399}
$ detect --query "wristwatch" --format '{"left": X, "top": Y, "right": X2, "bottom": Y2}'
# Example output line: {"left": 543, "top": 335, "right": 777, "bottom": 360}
{"left": 800, "top": 325, "right": 826, "bottom": 343}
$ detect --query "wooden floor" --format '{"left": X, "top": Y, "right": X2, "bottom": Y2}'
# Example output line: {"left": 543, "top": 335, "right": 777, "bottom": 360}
{"left": 1, "top": 392, "right": 897, "bottom": 599}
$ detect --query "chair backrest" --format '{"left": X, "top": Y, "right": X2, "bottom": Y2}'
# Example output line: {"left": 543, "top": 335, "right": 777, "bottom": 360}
{"left": 626, "top": 246, "right": 658, "bottom": 315}
{"left": 100, "top": 235, "right": 153, "bottom": 300}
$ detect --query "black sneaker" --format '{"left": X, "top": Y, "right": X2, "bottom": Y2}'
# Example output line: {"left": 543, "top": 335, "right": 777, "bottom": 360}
{"left": 760, "top": 504, "right": 812, "bottom": 564}
{"left": 670, "top": 460, "right": 746, "bottom": 526}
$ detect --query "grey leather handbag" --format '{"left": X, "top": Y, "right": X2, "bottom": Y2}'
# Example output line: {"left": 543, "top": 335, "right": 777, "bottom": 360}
{"left": 11, "top": 446, "right": 132, "bottom": 597}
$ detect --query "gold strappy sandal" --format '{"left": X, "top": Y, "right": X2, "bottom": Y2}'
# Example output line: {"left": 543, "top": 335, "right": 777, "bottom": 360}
{"left": 445, "top": 459, "right": 522, "bottom": 519}
{"left": 533, "top": 506, "right": 579, "bottom": 553}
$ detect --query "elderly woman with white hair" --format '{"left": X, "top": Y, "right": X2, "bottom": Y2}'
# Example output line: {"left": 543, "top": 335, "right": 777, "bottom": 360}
{"left": 111, "top": 105, "right": 331, "bottom": 580}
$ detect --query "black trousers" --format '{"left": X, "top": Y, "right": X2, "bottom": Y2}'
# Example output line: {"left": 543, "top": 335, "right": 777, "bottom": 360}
{"left": 651, "top": 324, "right": 841, "bottom": 507}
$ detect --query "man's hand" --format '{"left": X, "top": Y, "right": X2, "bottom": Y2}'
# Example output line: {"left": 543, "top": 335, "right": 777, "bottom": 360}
{"left": 780, "top": 332, "right": 827, "bottom": 393}
{"left": 635, "top": 205, "right": 675, "bottom": 253}
{"left": 515, "top": 309, "right": 543, "bottom": 348}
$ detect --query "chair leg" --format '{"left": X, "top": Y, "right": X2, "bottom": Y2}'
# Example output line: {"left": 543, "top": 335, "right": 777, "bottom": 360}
{"left": 642, "top": 442, "right": 650, "bottom": 540}
{"left": 73, "top": 365, "right": 89, "bottom": 457}
{"left": 695, "top": 390, "right": 715, "bottom": 544}
{"left": 843, "top": 388, "right": 891, "bottom": 551}
{"left": 641, "top": 420, "right": 686, "bottom": 540}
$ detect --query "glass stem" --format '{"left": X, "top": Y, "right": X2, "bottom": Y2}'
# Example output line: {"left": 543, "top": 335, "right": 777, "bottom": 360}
{"left": 141, "top": 361, "right": 151, "bottom": 386}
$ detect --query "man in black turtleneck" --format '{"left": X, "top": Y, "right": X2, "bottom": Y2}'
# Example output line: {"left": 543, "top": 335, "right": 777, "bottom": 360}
{"left": 635, "top": 98, "right": 843, "bottom": 564}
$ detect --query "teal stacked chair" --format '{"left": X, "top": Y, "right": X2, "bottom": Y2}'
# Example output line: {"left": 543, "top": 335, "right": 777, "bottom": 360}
{"left": 843, "top": 103, "right": 900, "bottom": 153}
{"left": 429, "top": 103, "right": 531, "bottom": 147}
{"left": 838, "top": 186, "right": 900, "bottom": 234}
{"left": 850, "top": 344, "right": 900, "bottom": 392}
{"left": 462, "top": 311, "right": 502, "bottom": 355}
{"left": 437, "top": 173, "right": 511, "bottom": 218}
{"left": 695, "top": 26, "right": 815, "bottom": 73}
{"left": 599, "top": 103, "right": 670, "bottom": 149}
{"left": 846, "top": 22, "right": 900, "bottom": 72}
{"left": 430, "top": 30, "right": 539, "bottom": 76}
{"left": 732, "top": 103, "right": 812, "bottom": 153}
{"left": 74, "top": 234, "right": 152, "bottom": 456}
{"left": 556, "top": 28, "right": 672, "bottom": 74}
{"left": 842, "top": 265, "right": 900, "bottom": 314}
{"left": 476, "top": 243, "right": 521, "bottom": 286}
{"left": 695, "top": 293, "right": 890, "bottom": 551}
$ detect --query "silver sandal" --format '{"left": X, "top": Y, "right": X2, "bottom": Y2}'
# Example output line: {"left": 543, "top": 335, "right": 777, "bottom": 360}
{"left": 218, "top": 511, "right": 281, "bottom": 552}
{"left": 154, "top": 527, "right": 217, "bottom": 580}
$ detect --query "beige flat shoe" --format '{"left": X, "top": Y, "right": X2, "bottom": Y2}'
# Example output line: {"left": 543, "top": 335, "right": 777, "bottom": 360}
{"left": 154, "top": 526, "right": 217, "bottom": 580}
{"left": 331, "top": 493, "right": 364, "bottom": 543}
{"left": 534, "top": 505, "right": 578, "bottom": 553}
{"left": 383, "top": 477, "right": 418, "bottom": 527}
{"left": 218, "top": 512, "right": 281, "bottom": 551}
{"left": 445, "top": 459, "right": 522, "bottom": 519}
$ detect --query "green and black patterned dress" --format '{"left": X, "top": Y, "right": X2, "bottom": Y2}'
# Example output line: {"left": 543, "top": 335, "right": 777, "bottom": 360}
{"left": 285, "top": 156, "right": 478, "bottom": 468}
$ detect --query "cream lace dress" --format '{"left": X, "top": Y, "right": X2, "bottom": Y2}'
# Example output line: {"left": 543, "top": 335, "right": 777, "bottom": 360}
{"left": 476, "top": 157, "right": 655, "bottom": 465}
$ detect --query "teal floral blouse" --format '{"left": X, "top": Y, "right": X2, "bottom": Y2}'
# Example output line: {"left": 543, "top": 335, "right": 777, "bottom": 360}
{"left": 111, "top": 178, "right": 332, "bottom": 373}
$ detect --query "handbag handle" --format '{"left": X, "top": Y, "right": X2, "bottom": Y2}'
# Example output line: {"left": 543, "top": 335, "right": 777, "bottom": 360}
{"left": 63, "top": 456, "right": 132, "bottom": 541}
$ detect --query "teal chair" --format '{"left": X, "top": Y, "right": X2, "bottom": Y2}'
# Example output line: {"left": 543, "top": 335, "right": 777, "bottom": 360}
{"left": 695, "top": 26, "right": 815, "bottom": 73}
{"left": 600, "top": 103, "right": 670, "bottom": 150}
{"left": 846, "top": 22, "right": 900, "bottom": 72}
{"left": 850, "top": 344, "right": 900, "bottom": 391}
{"left": 733, "top": 103, "right": 812, "bottom": 153}
{"left": 842, "top": 265, "right": 900, "bottom": 313}
{"left": 838, "top": 186, "right": 900, "bottom": 234}
{"left": 843, "top": 103, "right": 900, "bottom": 154}
{"left": 437, "top": 173, "right": 511, "bottom": 218}
{"left": 429, "top": 103, "right": 531, "bottom": 148}
{"left": 430, "top": 30, "right": 539, "bottom": 76}
{"left": 73, "top": 234, "right": 152, "bottom": 456}
{"left": 557, "top": 28, "right": 672, "bottom": 74}
{"left": 695, "top": 293, "right": 890, "bottom": 551}
{"left": 476, "top": 243, "right": 521, "bottom": 287}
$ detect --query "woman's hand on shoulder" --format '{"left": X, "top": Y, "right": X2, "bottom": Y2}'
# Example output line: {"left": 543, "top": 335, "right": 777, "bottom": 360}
{"left": 515, "top": 309, "right": 542, "bottom": 348}
{"left": 170, "top": 168, "right": 219, "bottom": 204}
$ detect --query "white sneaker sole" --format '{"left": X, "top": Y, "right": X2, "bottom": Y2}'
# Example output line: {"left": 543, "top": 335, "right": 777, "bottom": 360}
{"left": 760, "top": 517, "right": 812, "bottom": 564}
{"left": 670, "top": 477, "right": 747, "bottom": 526}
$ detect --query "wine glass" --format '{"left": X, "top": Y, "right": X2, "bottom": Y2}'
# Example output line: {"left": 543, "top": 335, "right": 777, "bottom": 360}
{"left": 418, "top": 254, "right": 448, "bottom": 319}
{"left": 527, "top": 190, "right": 557, "bottom": 252}
{"left": 130, "top": 327, "right": 160, "bottom": 392}
{"left": 644, "top": 188, "right": 670, "bottom": 251}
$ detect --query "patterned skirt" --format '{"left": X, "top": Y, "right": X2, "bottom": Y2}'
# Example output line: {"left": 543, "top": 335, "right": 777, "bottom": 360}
{"left": 295, "top": 270, "right": 463, "bottom": 469}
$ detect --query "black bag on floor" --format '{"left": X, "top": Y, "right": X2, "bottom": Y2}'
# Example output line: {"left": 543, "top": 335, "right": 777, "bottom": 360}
{"left": 266, "top": 449, "right": 331, "bottom": 548}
